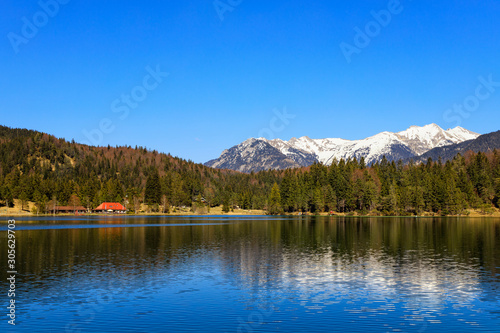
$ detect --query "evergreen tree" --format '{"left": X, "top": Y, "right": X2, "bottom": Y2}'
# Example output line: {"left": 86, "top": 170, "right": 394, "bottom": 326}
{"left": 324, "top": 185, "right": 337, "bottom": 212}
{"left": 19, "top": 190, "right": 29, "bottom": 211}
{"left": 380, "top": 181, "right": 398, "bottom": 214}
{"left": 267, "top": 183, "right": 283, "bottom": 215}
{"left": 412, "top": 186, "right": 425, "bottom": 214}
{"left": 280, "top": 171, "right": 298, "bottom": 212}
{"left": 4, "top": 187, "right": 14, "bottom": 208}
{"left": 222, "top": 197, "right": 230, "bottom": 213}
{"left": 1, "top": 125, "right": 499, "bottom": 216}
{"left": 145, "top": 169, "right": 161, "bottom": 205}
{"left": 468, "top": 152, "right": 493, "bottom": 202}
{"left": 494, "top": 178, "right": 500, "bottom": 208}
{"left": 311, "top": 186, "right": 324, "bottom": 213}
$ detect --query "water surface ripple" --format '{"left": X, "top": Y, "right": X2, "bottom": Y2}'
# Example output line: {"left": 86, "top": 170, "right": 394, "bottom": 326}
{"left": 1, "top": 216, "right": 499, "bottom": 332}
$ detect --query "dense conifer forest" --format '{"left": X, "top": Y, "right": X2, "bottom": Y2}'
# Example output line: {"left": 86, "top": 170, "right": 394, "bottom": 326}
{"left": 1, "top": 125, "right": 499, "bottom": 215}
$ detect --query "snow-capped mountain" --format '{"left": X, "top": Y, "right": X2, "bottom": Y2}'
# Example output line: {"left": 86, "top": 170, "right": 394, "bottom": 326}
{"left": 205, "top": 124, "right": 480, "bottom": 172}
{"left": 413, "top": 130, "right": 500, "bottom": 163}
{"left": 396, "top": 124, "right": 478, "bottom": 155}
{"left": 204, "top": 138, "right": 317, "bottom": 173}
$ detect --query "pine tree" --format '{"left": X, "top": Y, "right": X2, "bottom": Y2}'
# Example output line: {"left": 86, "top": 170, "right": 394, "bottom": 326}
{"left": 267, "top": 183, "right": 283, "bottom": 215}
{"left": 280, "top": 171, "right": 298, "bottom": 212}
{"left": 387, "top": 181, "right": 398, "bottom": 214}
{"left": 4, "top": 187, "right": 14, "bottom": 208}
{"left": 494, "top": 178, "right": 500, "bottom": 208}
{"left": 145, "top": 169, "right": 161, "bottom": 205}
{"left": 468, "top": 152, "right": 493, "bottom": 203}
{"left": 222, "top": 198, "right": 230, "bottom": 213}
{"left": 312, "top": 186, "right": 324, "bottom": 213}
{"left": 412, "top": 186, "right": 425, "bottom": 214}
{"left": 324, "top": 185, "right": 337, "bottom": 212}
{"left": 1, "top": 125, "right": 499, "bottom": 216}
{"left": 19, "top": 190, "right": 29, "bottom": 211}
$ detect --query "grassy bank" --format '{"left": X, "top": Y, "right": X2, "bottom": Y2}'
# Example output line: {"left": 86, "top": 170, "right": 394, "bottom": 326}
{"left": 0, "top": 200, "right": 499, "bottom": 217}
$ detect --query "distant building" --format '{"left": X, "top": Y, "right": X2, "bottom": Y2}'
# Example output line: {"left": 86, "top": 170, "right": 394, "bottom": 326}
{"left": 52, "top": 206, "right": 88, "bottom": 214}
{"left": 94, "top": 202, "right": 126, "bottom": 213}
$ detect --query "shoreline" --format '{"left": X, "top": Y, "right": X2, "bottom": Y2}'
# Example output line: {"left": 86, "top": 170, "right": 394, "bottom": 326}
{"left": 1, "top": 209, "right": 499, "bottom": 218}
{"left": 2, "top": 198, "right": 500, "bottom": 218}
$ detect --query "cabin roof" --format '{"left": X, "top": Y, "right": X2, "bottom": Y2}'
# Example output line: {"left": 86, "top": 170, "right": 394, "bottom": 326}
{"left": 95, "top": 202, "right": 126, "bottom": 210}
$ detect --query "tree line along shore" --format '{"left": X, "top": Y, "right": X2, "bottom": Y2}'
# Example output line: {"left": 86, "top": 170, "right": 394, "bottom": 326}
{"left": 0, "top": 125, "right": 499, "bottom": 217}
{"left": 1, "top": 201, "right": 499, "bottom": 217}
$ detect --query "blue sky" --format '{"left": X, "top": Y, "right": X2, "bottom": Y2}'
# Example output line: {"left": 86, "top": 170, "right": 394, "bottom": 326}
{"left": 1, "top": 0, "right": 499, "bottom": 163}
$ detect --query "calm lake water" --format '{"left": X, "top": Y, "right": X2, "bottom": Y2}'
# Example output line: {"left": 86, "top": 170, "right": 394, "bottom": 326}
{"left": 1, "top": 216, "right": 500, "bottom": 332}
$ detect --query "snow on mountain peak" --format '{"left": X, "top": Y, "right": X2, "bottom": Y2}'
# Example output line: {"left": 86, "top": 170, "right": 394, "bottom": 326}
{"left": 264, "top": 124, "right": 480, "bottom": 165}
{"left": 446, "top": 126, "right": 479, "bottom": 140}
{"left": 206, "top": 124, "right": 481, "bottom": 172}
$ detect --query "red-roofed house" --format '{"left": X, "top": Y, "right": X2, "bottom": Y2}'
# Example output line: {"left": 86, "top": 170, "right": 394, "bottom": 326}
{"left": 94, "top": 202, "right": 126, "bottom": 213}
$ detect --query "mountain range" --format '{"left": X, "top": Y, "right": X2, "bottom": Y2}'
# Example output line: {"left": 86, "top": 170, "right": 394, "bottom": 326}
{"left": 205, "top": 124, "right": 481, "bottom": 172}
{"left": 413, "top": 130, "right": 500, "bottom": 163}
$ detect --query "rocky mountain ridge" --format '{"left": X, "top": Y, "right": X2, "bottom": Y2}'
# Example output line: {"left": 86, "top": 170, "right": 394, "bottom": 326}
{"left": 205, "top": 124, "right": 480, "bottom": 172}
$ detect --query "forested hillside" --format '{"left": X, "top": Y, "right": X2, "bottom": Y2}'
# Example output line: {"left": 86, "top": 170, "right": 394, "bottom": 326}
{"left": 275, "top": 153, "right": 500, "bottom": 215}
{"left": 0, "top": 125, "right": 499, "bottom": 215}
{"left": 0, "top": 126, "right": 278, "bottom": 213}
